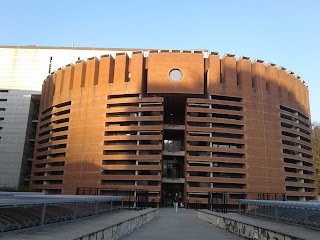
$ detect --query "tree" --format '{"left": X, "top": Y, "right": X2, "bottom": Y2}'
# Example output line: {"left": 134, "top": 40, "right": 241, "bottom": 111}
{"left": 312, "top": 122, "right": 320, "bottom": 194}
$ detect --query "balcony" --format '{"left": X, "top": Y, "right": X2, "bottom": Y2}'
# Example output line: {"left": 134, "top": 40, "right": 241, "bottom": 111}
{"left": 163, "top": 150, "right": 185, "bottom": 156}
{"left": 163, "top": 124, "right": 185, "bottom": 131}
{"left": 162, "top": 177, "right": 185, "bottom": 184}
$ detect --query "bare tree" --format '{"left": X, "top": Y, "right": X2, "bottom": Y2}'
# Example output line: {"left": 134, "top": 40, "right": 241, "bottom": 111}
{"left": 312, "top": 122, "right": 320, "bottom": 194}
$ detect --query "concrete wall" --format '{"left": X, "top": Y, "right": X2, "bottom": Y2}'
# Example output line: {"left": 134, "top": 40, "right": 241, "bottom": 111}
{"left": 0, "top": 89, "right": 35, "bottom": 187}
{"left": 197, "top": 210, "right": 298, "bottom": 240}
{"left": 73, "top": 208, "right": 158, "bottom": 240}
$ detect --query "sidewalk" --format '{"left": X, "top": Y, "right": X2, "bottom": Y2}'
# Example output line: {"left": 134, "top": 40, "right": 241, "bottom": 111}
{"left": 122, "top": 208, "right": 242, "bottom": 240}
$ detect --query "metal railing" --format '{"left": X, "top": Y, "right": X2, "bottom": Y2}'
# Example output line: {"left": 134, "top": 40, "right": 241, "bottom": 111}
{"left": 204, "top": 192, "right": 286, "bottom": 213}
{"left": 77, "top": 187, "right": 150, "bottom": 210}
{"left": 0, "top": 194, "right": 123, "bottom": 234}
{"left": 239, "top": 199, "right": 320, "bottom": 229}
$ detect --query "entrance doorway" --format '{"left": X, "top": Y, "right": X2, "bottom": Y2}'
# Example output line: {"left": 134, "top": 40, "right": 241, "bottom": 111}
{"left": 161, "top": 183, "right": 184, "bottom": 207}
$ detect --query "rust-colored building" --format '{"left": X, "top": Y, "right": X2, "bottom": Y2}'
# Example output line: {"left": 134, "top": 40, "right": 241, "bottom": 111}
{"left": 31, "top": 50, "right": 317, "bottom": 205}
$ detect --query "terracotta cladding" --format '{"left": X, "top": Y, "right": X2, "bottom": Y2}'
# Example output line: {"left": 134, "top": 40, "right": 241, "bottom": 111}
{"left": 39, "top": 52, "right": 310, "bottom": 112}
{"left": 31, "top": 51, "right": 316, "bottom": 203}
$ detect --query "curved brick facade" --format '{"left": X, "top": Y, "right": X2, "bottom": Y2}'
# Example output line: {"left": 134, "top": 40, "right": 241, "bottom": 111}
{"left": 31, "top": 50, "right": 316, "bottom": 204}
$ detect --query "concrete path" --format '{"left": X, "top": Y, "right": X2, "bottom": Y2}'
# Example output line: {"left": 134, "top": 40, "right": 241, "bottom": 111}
{"left": 122, "top": 208, "right": 243, "bottom": 240}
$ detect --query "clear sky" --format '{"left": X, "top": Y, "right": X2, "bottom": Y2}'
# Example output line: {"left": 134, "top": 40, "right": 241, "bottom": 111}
{"left": 1, "top": 0, "right": 319, "bottom": 122}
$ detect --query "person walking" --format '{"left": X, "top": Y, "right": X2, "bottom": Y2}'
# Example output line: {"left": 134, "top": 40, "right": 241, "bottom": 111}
{"left": 173, "top": 193, "right": 179, "bottom": 212}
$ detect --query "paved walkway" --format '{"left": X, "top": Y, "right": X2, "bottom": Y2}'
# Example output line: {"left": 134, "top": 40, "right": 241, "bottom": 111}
{"left": 122, "top": 208, "right": 242, "bottom": 240}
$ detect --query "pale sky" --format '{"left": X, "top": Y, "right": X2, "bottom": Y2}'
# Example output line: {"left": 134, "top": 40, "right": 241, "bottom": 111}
{"left": 0, "top": 0, "right": 319, "bottom": 122}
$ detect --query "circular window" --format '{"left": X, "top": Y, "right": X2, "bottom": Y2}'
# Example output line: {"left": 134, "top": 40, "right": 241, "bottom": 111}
{"left": 169, "top": 69, "right": 183, "bottom": 81}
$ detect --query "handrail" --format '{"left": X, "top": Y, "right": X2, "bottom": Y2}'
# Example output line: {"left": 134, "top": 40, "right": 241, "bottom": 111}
{"left": 239, "top": 200, "right": 320, "bottom": 229}
{"left": 240, "top": 200, "right": 320, "bottom": 210}
{"left": 0, "top": 195, "right": 123, "bottom": 207}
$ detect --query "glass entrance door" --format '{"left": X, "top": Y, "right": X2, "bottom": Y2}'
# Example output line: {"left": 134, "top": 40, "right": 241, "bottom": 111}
{"left": 161, "top": 183, "right": 183, "bottom": 207}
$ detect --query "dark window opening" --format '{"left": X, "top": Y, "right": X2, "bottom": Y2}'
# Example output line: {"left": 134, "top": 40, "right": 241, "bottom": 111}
{"left": 211, "top": 95, "right": 242, "bottom": 102}
{"left": 55, "top": 101, "right": 71, "bottom": 108}
{"left": 211, "top": 104, "right": 242, "bottom": 111}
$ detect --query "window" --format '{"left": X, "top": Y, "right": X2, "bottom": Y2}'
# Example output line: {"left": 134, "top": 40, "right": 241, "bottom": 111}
{"left": 169, "top": 69, "right": 183, "bottom": 81}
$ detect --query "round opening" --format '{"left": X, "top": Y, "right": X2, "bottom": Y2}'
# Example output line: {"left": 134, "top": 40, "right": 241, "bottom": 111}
{"left": 169, "top": 69, "right": 183, "bottom": 81}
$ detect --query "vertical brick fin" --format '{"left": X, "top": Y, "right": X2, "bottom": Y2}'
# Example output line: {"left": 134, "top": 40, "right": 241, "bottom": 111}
{"left": 63, "top": 64, "right": 74, "bottom": 94}
{"left": 208, "top": 52, "right": 220, "bottom": 94}
{"left": 292, "top": 78, "right": 302, "bottom": 112}
{"left": 296, "top": 78, "right": 307, "bottom": 113}
{"left": 109, "top": 56, "right": 115, "bottom": 84}
{"left": 251, "top": 60, "right": 266, "bottom": 92}
{"left": 129, "top": 52, "right": 144, "bottom": 93}
{"left": 52, "top": 69, "right": 63, "bottom": 105}
{"left": 296, "top": 80, "right": 305, "bottom": 113}
{"left": 54, "top": 69, "right": 63, "bottom": 97}
{"left": 295, "top": 77, "right": 309, "bottom": 113}
{"left": 86, "top": 57, "right": 100, "bottom": 87}
{"left": 114, "top": 53, "right": 129, "bottom": 84}
{"left": 305, "top": 87, "right": 310, "bottom": 114}
{"left": 42, "top": 78, "right": 50, "bottom": 112}
{"left": 301, "top": 81, "right": 308, "bottom": 113}
{"left": 237, "top": 57, "right": 252, "bottom": 89}
{"left": 58, "top": 68, "right": 65, "bottom": 94}
{"left": 52, "top": 73, "right": 58, "bottom": 96}
{"left": 98, "top": 54, "right": 115, "bottom": 86}
{"left": 287, "top": 72, "right": 294, "bottom": 100}
{"left": 277, "top": 67, "right": 289, "bottom": 102}
{"left": 73, "top": 60, "right": 87, "bottom": 93}
{"left": 221, "top": 54, "right": 237, "bottom": 86}
{"left": 46, "top": 75, "right": 54, "bottom": 110}
{"left": 287, "top": 72, "right": 296, "bottom": 108}
{"left": 93, "top": 60, "right": 100, "bottom": 86}
{"left": 265, "top": 63, "right": 279, "bottom": 102}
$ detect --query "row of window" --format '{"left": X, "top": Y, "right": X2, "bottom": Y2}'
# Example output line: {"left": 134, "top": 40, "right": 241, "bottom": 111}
{"left": 280, "top": 105, "right": 315, "bottom": 196}
{"left": 41, "top": 101, "right": 71, "bottom": 115}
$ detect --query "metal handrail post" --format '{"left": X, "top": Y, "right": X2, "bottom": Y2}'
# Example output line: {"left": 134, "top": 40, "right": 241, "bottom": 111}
{"left": 74, "top": 202, "right": 78, "bottom": 219}
{"left": 129, "top": 190, "right": 131, "bottom": 210}
{"left": 41, "top": 204, "right": 46, "bottom": 226}
{"left": 305, "top": 209, "right": 309, "bottom": 225}
{"left": 95, "top": 202, "right": 99, "bottom": 215}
